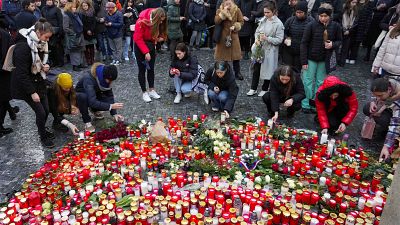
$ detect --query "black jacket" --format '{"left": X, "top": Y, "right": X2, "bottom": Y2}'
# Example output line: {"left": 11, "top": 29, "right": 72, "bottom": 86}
{"left": 0, "top": 28, "right": 13, "bottom": 102}
{"left": 284, "top": 15, "right": 314, "bottom": 54}
{"left": 169, "top": 55, "right": 199, "bottom": 81}
{"left": 122, "top": 7, "right": 139, "bottom": 37}
{"left": 205, "top": 66, "right": 239, "bottom": 113}
{"left": 75, "top": 73, "right": 116, "bottom": 115}
{"left": 82, "top": 13, "right": 97, "bottom": 41}
{"left": 269, "top": 72, "right": 305, "bottom": 112}
{"left": 380, "top": 6, "right": 399, "bottom": 31}
{"left": 41, "top": 5, "right": 64, "bottom": 34}
{"left": 300, "top": 19, "right": 342, "bottom": 65}
{"left": 238, "top": 0, "right": 256, "bottom": 37}
{"left": 205, "top": 0, "right": 217, "bottom": 25}
{"left": 15, "top": 10, "right": 37, "bottom": 30}
{"left": 356, "top": 1, "right": 374, "bottom": 42}
{"left": 277, "top": 0, "right": 294, "bottom": 24}
{"left": 11, "top": 35, "right": 47, "bottom": 100}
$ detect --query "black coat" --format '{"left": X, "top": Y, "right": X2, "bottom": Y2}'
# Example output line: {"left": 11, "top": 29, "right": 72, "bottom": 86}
{"left": 205, "top": 66, "right": 239, "bottom": 113}
{"left": 238, "top": 0, "right": 256, "bottom": 37}
{"left": 15, "top": 10, "right": 37, "bottom": 30}
{"left": 269, "top": 72, "right": 305, "bottom": 112}
{"left": 81, "top": 13, "right": 97, "bottom": 41}
{"left": 300, "top": 19, "right": 342, "bottom": 65}
{"left": 284, "top": 15, "right": 314, "bottom": 54}
{"left": 169, "top": 55, "right": 199, "bottom": 81}
{"left": 277, "top": 0, "right": 294, "bottom": 24}
{"left": 205, "top": 0, "right": 217, "bottom": 25}
{"left": 189, "top": 2, "right": 207, "bottom": 31}
{"left": 364, "top": 0, "right": 392, "bottom": 45}
{"left": 355, "top": 1, "right": 373, "bottom": 42}
{"left": 122, "top": 7, "right": 139, "bottom": 37}
{"left": 11, "top": 36, "right": 47, "bottom": 100}
{"left": 380, "top": 6, "right": 399, "bottom": 31}
{"left": 41, "top": 5, "right": 64, "bottom": 34}
{"left": 0, "top": 28, "right": 13, "bottom": 102}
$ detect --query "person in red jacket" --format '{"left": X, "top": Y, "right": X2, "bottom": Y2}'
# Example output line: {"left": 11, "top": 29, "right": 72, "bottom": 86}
{"left": 315, "top": 76, "right": 358, "bottom": 135}
{"left": 133, "top": 7, "right": 167, "bottom": 103}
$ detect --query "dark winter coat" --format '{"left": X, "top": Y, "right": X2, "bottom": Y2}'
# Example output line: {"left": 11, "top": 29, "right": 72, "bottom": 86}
{"left": 167, "top": 0, "right": 183, "bottom": 40}
{"left": 94, "top": 0, "right": 108, "bottom": 34}
{"left": 205, "top": 65, "right": 239, "bottom": 113}
{"left": 15, "top": 10, "right": 37, "bottom": 30}
{"left": 2, "top": 0, "right": 22, "bottom": 29}
{"left": 10, "top": 36, "right": 47, "bottom": 100}
{"left": 63, "top": 11, "right": 85, "bottom": 50}
{"left": 380, "top": 6, "right": 399, "bottom": 31}
{"left": 277, "top": 0, "right": 294, "bottom": 24}
{"left": 105, "top": 10, "right": 124, "bottom": 39}
{"left": 75, "top": 64, "right": 116, "bottom": 115}
{"left": 300, "top": 19, "right": 342, "bottom": 65}
{"left": 169, "top": 55, "right": 199, "bottom": 81}
{"left": 238, "top": 0, "right": 256, "bottom": 37}
{"left": 41, "top": 5, "right": 64, "bottom": 35}
{"left": 250, "top": 0, "right": 267, "bottom": 21}
{"left": 316, "top": 76, "right": 358, "bottom": 129}
{"left": 364, "top": 0, "right": 392, "bottom": 46}
{"left": 284, "top": 15, "right": 314, "bottom": 54}
{"left": 189, "top": 2, "right": 207, "bottom": 31}
{"left": 269, "top": 72, "right": 305, "bottom": 113}
{"left": 122, "top": 7, "right": 139, "bottom": 37}
{"left": 82, "top": 13, "right": 97, "bottom": 41}
{"left": 318, "top": 0, "right": 343, "bottom": 22}
{"left": 0, "top": 28, "right": 13, "bottom": 102}
{"left": 205, "top": 0, "right": 217, "bottom": 25}
{"left": 144, "top": 0, "right": 163, "bottom": 8}
{"left": 355, "top": 1, "right": 373, "bottom": 42}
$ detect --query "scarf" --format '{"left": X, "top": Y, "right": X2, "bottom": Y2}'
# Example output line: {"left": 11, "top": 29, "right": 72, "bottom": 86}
{"left": 342, "top": 9, "right": 356, "bottom": 30}
{"left": 19, "top": 26, "right": 49, "bottom": 79}
{"left": 95, "top": 65, "right": 112, "bottom": 91}
{"left": 79, "top": 7, "right": 94, "bottom": 17}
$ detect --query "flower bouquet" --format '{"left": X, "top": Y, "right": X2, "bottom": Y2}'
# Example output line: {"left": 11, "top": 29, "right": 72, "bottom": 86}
{"left": 250, "top": 32, "right": 265, "bottom": 64}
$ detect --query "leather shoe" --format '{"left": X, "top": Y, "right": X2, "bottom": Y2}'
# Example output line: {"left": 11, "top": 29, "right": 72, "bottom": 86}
{"left": 236, "top": 72, "right": 244, "bottom": 80}
{"left": 0, "top": 126, "right": 13, "bottom": 135}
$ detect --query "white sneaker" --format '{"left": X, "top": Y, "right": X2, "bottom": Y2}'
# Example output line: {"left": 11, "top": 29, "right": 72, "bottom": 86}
{"left": 114, "top": 60, "right": 120, "bottom": 66}
{"left": 184, "top": 92, "right": 192, "bottom": 98}
{"left": 148, "top": 90, "right": 161, "bottom": 99}
{"left": 143, "top": 92, "right": 152, "bottom": 102}
{"left": 345, "top": 59, "right": 350, "bottom": 64}
{"left": 124, "top": 57, "right": 129, "bottom": 61}
{"left": 258, "top": 91, "right": 267, "bottom": 97}
{"left": 174, "top": 93, "right": 182, "bottom": 104}
{"left": 247, "top": 89, "right": 257, "bottom": 96}
{"left": 349, "top": 60, "right": 355, "bottom": 64}
{"left": 211, "top": 107, "right": 219, "bottom": 112}
{"left": 110, "top": 60, "right": 116, "bottom": 65}
{"left": 203, "top": 90, "right": 209, "bottom": 105}
{"left": 85, "top": 122, "right": 95, "bottom": 133}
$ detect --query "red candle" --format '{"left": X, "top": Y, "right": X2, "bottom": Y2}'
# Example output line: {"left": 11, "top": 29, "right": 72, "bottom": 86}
{"left": 302, "top": 191, "right": 311, "bottom": 205}
{"left": 310, "top": 193, "right": 319, "bottom": 205}
{"left": 235, "top": 148, "right": 241, "bottom": 157}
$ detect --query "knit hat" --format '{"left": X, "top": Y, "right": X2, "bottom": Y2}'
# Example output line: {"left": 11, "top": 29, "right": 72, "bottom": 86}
{"left": 103, "top": 65, "right": 118, "bottom": 81}
{"left": 318, "top": 7, "right": 332, "bottom": 16}
{"left": 57, "top": 73, "right": 73, "bottom": 89}
{"left": 295, "top": 1, "right": 308, "bottom": 13}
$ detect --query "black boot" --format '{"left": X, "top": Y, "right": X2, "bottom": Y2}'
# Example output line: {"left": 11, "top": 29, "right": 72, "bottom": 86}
{"left": 8, "top": 106, "right": 19, "bottom": 120}
{"left": 243, "top": 51, "right": 250, "bottom": 60}
{"left": 236, "top": 72, "right": 244, "bottom": 80}
{"left": 41, "top": 137, "right": 55, "bottom": 148}
{"left": 0, "top": 125, "right": 13, "bottom": 135}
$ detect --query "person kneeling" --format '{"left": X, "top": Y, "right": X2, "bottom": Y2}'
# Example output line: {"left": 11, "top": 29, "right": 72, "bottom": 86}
{"left": 262, "top": 65, "right": 305, "bottom": 122}
{"left": 170, "top": 43, "right": 199, "bottom": 104}
{"left": 75, "top": 63, "right": 124, "bottom": 132}
{"left": 204, "top": 61, "right": 239, "bottom": 118}
{"left": 315, "top": 76, "right": 358, "bottom": 135}
{"left": 48, "top": 73, "right": 80, "bottom": 135}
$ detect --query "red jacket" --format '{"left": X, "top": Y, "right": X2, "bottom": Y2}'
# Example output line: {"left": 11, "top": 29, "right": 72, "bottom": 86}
{"left": 315, "top": 76, "right": 358, "bottom": 129}
{"left": 133, "top": 8, "right": 155, "bottom": 55}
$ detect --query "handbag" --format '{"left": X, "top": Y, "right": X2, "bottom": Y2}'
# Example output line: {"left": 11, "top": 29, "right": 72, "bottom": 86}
{"left": 2, "top": 44, "right": 16, "bottom": 72}
{"left": 361, "top": 116, "right": 376, "bottom": 139}
{"left": 374, "top": 30, "right": 388, "bottom": 49}
{"left": 213, "top": 23, "right": 223, "bottom": 43}
{"left": 325, "top": 50, "right": 337, "bottom": 73}
{"left": 225, "top": 30, "right": 232, "bottom": 47}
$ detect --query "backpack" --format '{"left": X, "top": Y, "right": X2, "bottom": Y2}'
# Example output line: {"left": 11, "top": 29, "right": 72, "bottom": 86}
{"left": 2, "top": 44, "right": 16, "bottom": 72}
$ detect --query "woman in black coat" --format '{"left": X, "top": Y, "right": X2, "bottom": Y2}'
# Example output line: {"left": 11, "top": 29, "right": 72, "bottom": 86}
{"left": 10, "top": 19, "right": 55, "bottom": 148}
{"left": 205, "top": 0, "right": 217, "bottom": 48}
{"left": 380, "top": 4, "right": 400, "bottom": 31}
{"left": 355, "top": 0, "right": 373, "bottom": 49}
{"left": 188, "top": 0, "right": 207, "bottom": 49}
{"left": 79, "top": 0, "right": 97, "bottom": 65}
{"left": 238, "top": 0, "right": 256, "bottom": 59}
{"left": 262, "top": 65, "right": 305, "bottom": 122}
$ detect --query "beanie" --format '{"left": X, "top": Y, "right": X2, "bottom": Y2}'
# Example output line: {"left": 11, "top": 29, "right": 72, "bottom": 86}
{"left": 57, "top": 73, "right": 73, "bottom": 89}
{"left": 103, "top": 65, "right": 118, "bottom": 81}
{"left": 318, "top": 7, "right": 332, "bottom": 16}
{"left": 295, "top": 1, "right": 308, "bottom": 13}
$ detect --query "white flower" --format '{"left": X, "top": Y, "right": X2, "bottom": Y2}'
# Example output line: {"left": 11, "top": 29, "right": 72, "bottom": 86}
{"left": 387, "top": 174, "right": 394, "bottom": 180}
{"left": 219, "top": 142, "right": 225, "bottom": 147}
{"left": 217, "top": 133, "right": 224, "bottom": 139}
{"left": 264, "top": 175, "right": 271, "bottom": 184}
{"left": 284, "top": 133, "right": 290, "bottom": 138}
{"left": 235, "top": 174, "right": 243, "bottom": 181}
{"left": 213, "top": 146, "right": 220, "bottom": 152}
{"left": 205, "top": 130, "right": 210, "bottom": 135}
{"left": 254, "top": 176, "right": 262, "bottom": 184}
{"left": 288, "top": 182, "right": 295, "bottom": 189}
{"left": 141, "top": 119, "right": 146, "bottom": 124}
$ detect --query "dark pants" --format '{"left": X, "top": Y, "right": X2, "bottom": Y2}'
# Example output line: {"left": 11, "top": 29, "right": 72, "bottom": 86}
{"left": 49, "top": 35, "right": 64, "bottom": 66}
{"left": 363, "top": 102, "right": 392, "bottom": 130}
{"left": 84, "top": 44, "right": 95, "bottom": 65}
{"left": 262, "top": 92, "right": 301, "bottom": 116}
{"left": 232, "top": 60, "right": 241, "bottom": 77}
{"left": 0, "top": 101, "right": 12, "bottom": 126}
{"left": 24, "top": 95, "right": 49, "bottom": 139}
{"left": 134, "top": 43, "right": 156, "bottom": 92}
{"left": 251, "top": 62, "right": 270, "bottom": 90}
{"left": 282, "top": 47, "right": 301, "bottom": 73}
{"left": 96, "top": 32, "right": 112, "bottom": 57}
{"left": 76, "top": 92, "right": 113, "bottom": 123}
{"left": 208, "top": 26, "right": 214, "bottom": 48}
{"left": 239, "top": 36, "right": 251, "bottom": 52}
{"left": 169, "top": 38, "right": 183, "bottom": 60}
{"left": 317, "top": 105, "right": 349, "bottom": 133}
{"left": 340, "top": 34, "right": 359, "bottom": 63}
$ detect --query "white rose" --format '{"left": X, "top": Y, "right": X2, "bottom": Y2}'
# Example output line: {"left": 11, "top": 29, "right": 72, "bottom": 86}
{"left": 225, "top": 143, "right": 230, "bottom": 148}
{"left": 141, "top": 119, "right": 146, "bottom": 124}
{"left": 213, "top": 146, "right": 220, "bottom": 152}
{"left": 254, "top": 176, "right": 262, "bottom": 184}
{"left": 214, "top": 140, "right": 219, "bottom": 145}
{"left": 217, "top": 133, "right": 223, "bottom": 139}
{"left": 387, "top": 174, "right": 394, "bottom": 180}
{"left": 284, "top": 133, "right": 290, "bottom": 138}
{"left": 219, "top": 142, "right": 225, "bottom": 147}
{"left": 205, "top": 130, "right": 210, "bottom": 135}
{"left": 265, "top": 175, "right": 271, "bottom": 184}
{"left": 288, "top": 181, "right": 295, "bottom": 189}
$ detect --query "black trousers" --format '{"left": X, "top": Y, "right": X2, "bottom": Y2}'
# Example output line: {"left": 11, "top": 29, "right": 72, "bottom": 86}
{"left": 49, "top": 35, "right": 64, "bottom": 66}
{"left": 134, "top": 43, "right": 156, "bottom": 92}
{"left": 282, "top": 47, "right": 301, "bottom": 73}
{"left": 239, "top": 36, "right": 251, "bottom": 52}
{"left": 76, "top": 92, "right": 114, "bottom": 123}
{"left": 0, "top": 101, "right": 12, "bottom": 126}
{"left": 317, "top": 105, "right": 349, "bottom": 133}
{"left": 24, "top": 95, "right": 49, "bottom": 139}
{"left": 340, "top": 34, "right": 359, "bottom": 63}
{"left": 251, "top": 63, "right": 270, "bottom": 90}
{"left": 262, "top": 92, "right": 301, "bottom": 115}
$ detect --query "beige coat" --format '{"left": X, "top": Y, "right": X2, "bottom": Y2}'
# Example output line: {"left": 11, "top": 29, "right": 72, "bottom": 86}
{"left": 214, "top": 3, "right": 244, "bottom": 61}
{"left": 373, "top": 30, "right": 400, "bottom": 76}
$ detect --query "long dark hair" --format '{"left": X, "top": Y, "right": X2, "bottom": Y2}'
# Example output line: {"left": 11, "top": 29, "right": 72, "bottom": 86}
{"left": 343, "top": 0, "right": 358, "bottom": 17}
{"left": 173, "top": 42, "right": 189, "bottom": 62}
{"left": 54, "top": 83, "right": 77, "bottom": 114}
{"left": 275, "top": 65, "right": 296, "bottom": 97}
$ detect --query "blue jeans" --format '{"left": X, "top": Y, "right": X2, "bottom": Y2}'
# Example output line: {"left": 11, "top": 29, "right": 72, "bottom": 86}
{"left": 96, "top": 32, "right": 112, "bottom": 57}
{"left": 174, "top": 76, "right": 192, "bottom": 94}
{"left": 123, "top": 36, "right": 133, "bottom": 59}
{"left": 208, "top": 90, "right": 229, "bottom": 110}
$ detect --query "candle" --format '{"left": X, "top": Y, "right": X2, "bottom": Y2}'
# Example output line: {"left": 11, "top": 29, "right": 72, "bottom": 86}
{"left": 320, "top": 134, "right": 328, "bottom": 144}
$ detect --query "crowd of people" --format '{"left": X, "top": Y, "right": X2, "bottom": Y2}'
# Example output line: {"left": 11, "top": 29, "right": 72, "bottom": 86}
{"left": 0, "top": 0, "right": 400, "bottom": 161}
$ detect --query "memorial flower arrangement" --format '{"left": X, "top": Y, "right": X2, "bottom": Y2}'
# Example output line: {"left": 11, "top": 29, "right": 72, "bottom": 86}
{"left": 0, "top": 115, "right": 396, "bottom": 225}
{"left": 251, "top": 32, "right": 266, "bottom": 64}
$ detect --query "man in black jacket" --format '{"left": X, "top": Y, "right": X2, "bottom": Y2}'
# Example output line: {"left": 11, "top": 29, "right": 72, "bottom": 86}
{"left": 15, "top": 0, "right": 37, "bottom": 30}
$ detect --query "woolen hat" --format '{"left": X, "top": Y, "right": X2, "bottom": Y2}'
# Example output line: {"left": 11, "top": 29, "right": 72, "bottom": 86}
{"left": 318, "top": 7, "right": 332, "bottom": 16}
{"left": 295, "top": 1, "right": 308, "bottom": 13}
{"left": 103, "top": 65, "right": 118, "bottom": 81}
{"left": 57, "top": 73, "right": 73, "bottom": 89}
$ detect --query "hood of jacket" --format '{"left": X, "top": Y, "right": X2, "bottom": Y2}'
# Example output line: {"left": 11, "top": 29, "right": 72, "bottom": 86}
{"left": 317, "top": 76, "right": 353, "bottom": 100}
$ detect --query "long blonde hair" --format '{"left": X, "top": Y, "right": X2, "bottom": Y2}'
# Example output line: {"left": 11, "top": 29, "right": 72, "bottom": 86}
{"left": 150, "top": 8, "right": 167, "bottom": 39}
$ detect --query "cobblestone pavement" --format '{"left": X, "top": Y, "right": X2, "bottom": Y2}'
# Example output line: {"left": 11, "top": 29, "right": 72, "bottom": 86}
{"left": 0, "top": 48, "right": 381, "bottom": 202}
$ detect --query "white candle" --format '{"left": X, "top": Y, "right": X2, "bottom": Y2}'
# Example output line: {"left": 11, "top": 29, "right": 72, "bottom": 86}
{"left": 310, "top": 218, "right": 319, "bottom": 225}
{"left": 193, "top": 114, "right": 198, "bottom": 121}
{"left": 140, "top": 182, "right": 148, "bottom": 195}
{"left": 319, "top": 177, "right": 326, "bottom": 186}
{"left": 254, "top": 205, "right": 262, "bottom": 220}
{"left": 79, "top": 132, "right": 85, "bottom": 140}
{"left": 242, "top": 203, "right": 250, "bottom": 216}
{"left": 267, "top": 119, "right": 273, "bottom": 128}
{"left": 358, "top": 197, "right": 366, "bottom": 210}
{"left": 320, "top": 133, "right": 328, "bottom": 144}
